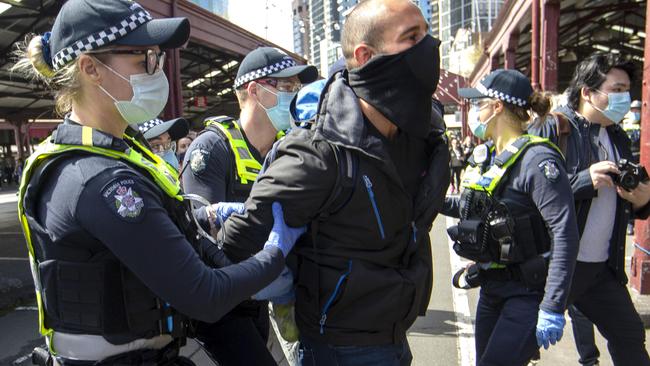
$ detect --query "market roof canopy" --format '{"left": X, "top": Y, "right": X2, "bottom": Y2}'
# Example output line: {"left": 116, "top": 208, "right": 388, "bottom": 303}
{"left": 434, "top": 69, "right": 468, "bottom": 105}
{"left": 470, "top": 0, "right": 645, "bottom": 98}
{"left": 0, "top": 0, "right": 307, "bottom": 123}
{"left": 180, "top": 41, "right": 242, "bottom": 121}
{"left": 0, "top": 0, "right": 62, "bottom": 121}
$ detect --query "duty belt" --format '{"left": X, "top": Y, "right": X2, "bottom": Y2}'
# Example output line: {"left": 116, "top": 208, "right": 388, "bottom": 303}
{"left": 481, "top": 267, "right": 520, "bottom": 282}
{"left": 42, "top": 339, "right": 190, "bottom": 366}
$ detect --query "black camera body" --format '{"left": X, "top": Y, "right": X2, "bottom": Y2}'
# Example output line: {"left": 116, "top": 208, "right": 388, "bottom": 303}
{"left": 608, "top": 159, "right": 649, "bottom": 191}
{"left": 447, "top": 219, "right": 492, "bottom": 263}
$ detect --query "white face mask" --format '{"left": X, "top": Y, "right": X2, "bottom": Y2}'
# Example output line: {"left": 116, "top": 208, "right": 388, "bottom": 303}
{"left": 97, "top": 60, "right": 170, "bottom": 127}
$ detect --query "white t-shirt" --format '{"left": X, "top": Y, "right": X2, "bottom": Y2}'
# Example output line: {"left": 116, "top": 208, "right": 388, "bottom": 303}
{"left": 578, "top": 127, "right": 618, "bottom": 262}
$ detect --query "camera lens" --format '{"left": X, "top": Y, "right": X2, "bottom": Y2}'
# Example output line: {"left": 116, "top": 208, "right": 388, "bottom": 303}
{"left": 621, "top": 173, "right": 639, "bottom": 190}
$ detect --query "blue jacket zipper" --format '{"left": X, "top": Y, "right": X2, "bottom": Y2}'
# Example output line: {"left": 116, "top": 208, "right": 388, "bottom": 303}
{"left": 411, "top": 221, "right": 417, "bottom": 243}
{"left": 166, "top": 303, "right": 173, "bottom": 332}
{"left": 362, "top": 175, "right": 385, "bottom": 239}
{"left": 319, "top": 260, "right": 353, "bottom": 335}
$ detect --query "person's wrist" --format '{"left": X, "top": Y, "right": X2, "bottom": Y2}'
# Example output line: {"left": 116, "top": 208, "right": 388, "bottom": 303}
{"left": 206, "top": 205, "right": 218, "bottom": 231}
{"left": 263, "top": 242, "right": 284, "bottom": 257}
{"left": 265, "top": 232, "right": 286, "bottom": 256}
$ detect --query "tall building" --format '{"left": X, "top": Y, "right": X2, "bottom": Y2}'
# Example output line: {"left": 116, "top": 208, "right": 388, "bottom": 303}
{"left": 189, "top": 0, "right": 228, "bottom": 17}
{"left": 430, "top": 1, "right": 440, "bottom": 38}
{"left": 305, "top": 0, "right": 358, "bottom": 76}
{"left": 433, "top": 0, "right": 504, "bottom": 70}
{"left": 293, "top": 0, "right": 310, "bottom": 58}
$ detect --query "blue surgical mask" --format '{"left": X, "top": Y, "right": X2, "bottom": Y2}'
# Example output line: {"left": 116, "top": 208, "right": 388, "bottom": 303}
{"left": 467, "top": 104, "right": 496, "bottom": 140}
{"left": 591, "top": 90, "right": 631, "bottom": 124}
{"left": 159, "top": 150, "right": 179, "bottom": 171}
{"left": 633, "top": 112, "right": 641, "bottom": 122}
{"left": 257, "top": 84, "right": 296, "bottom": 132}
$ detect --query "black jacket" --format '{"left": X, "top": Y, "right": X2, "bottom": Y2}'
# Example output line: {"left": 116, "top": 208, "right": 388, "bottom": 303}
{"left": 528, "top": 106, "right": 650, "bottom": 283}
{"left": 221, "top": 72, "right": 450, "bottom": 345}
{"left": 449, "top": 147, "right": 465, "bottom": 168}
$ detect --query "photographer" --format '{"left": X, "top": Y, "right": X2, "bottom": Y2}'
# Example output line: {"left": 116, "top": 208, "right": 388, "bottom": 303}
{"left": 529, "top": 53, "right": 650, "bottom": 366}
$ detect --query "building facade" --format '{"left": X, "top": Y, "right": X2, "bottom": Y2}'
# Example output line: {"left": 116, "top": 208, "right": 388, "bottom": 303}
{"left": 304, "top": 0, "right": 358, "bottom": 76}
{"left": 293, "top": 0, "right": 311, "bottom": 58}
{"left": 189, "top": 0, "right": 228, "bottom": 17}
{"left": 433, "top": 0, "right": 504, "bottom": 70}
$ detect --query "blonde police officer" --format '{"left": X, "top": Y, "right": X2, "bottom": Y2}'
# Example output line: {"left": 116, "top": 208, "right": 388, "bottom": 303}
{"left": 14, "top": 0, "right": 304, "bottom": 364}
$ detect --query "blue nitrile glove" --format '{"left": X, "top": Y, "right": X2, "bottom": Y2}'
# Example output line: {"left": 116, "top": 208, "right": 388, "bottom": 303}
{"left": 536, "top": 309, "right": 566, "bottom": 349}
{"left": 252, "top": 266, "right": 295, "bottom": 302}
{"left": 264, "top": 202, "right": 305, "bottom": 257}
{"left": 211, "top": 202, "right": 245, "bottom": 224}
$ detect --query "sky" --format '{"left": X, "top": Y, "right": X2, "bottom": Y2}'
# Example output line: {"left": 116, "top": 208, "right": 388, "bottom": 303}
{"left": 228, "top": 0, "right": 295, "bottom": 52}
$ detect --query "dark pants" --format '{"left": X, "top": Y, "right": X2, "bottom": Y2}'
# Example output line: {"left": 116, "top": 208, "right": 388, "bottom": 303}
{"left": 568, "top": 304, "right": 600, "bottom": 366}
{"left": 475, "top": 280, "right": 542, "bottom": 366}
{"left": 450, "top": 167, "right": 463, "bottom": 189}
{"left": 299, "top": 337, "right": 412, "bottom": 366}
{"left": 570, "top": 261, "right": 650, "bottom": 366}
{"left": 195, "top": 301, "right": 275, "bottom": 366}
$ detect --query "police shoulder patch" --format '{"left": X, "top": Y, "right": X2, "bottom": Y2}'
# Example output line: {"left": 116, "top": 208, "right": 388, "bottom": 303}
{"left": 538, "top": 158, "right": 560, "bottom": 182}
{"left": 101, "top": 177, "right": 146, "bottom": 222}
{"left": 190, "top": 148, "right": 209, "bottom": 175}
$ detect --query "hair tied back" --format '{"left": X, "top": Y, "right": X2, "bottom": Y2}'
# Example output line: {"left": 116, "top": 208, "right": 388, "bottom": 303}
{"left": 27, "top": 32, "right": 55, "bottom": 78}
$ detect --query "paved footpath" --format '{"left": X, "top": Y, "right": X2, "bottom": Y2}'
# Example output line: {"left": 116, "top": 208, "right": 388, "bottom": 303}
{"left": 408, "top": 215, "right": 650, "bottom": 366}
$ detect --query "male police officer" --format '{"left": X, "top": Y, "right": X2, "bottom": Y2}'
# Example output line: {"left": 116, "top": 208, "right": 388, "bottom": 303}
{"left": 529, "top": 54, "right": 650, "bottom": 366}
{"left": 181, "top": 48, "right": 317, "bottom": 365}
{"left": 138, "top": 117, "right": 189, "bottom": 171}
{"left": 218, "top": 0, "right": 450, "bottom": 364}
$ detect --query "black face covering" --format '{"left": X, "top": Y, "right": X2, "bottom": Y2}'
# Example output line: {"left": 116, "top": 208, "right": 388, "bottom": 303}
{"left": 348, "top": 34, "right": 441, "bottom": 138}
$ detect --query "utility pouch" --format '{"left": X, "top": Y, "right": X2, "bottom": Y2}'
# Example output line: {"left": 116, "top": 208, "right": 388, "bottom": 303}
{"left": 31, "top": 347, "right": 52, "bottom": 366}
{"left": 489, "top": 215, "right": 522, "bottom": 264}
{"left": 456, "top": 219, "right": 484, "bottom": 245}
{"left": 448, "top": 219, "right": 491, "bottom": 262}
{"left": 518, "top": 255, "right": 548, "bottom": 291}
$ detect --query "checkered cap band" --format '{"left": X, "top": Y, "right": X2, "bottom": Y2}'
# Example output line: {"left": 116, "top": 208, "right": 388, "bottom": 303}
{"left": 476, "top": 81, "right": 528, "bottom": 107}
{"left": 52, "top": 9, "right": 153, "bottom": 70}
{"left": 233, "top": 58, "right": 298, "bottom": 89}
{"left": 139, "top": 118, "right": 163, "bottom": 133}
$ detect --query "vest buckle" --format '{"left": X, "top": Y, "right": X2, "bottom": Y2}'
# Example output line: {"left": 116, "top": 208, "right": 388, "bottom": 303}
{"left": 498, "top": 236, "right": 515, "bottom": 263}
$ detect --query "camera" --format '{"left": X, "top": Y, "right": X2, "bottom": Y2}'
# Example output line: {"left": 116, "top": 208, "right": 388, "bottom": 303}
{"left": 608, "top": 159, "right": 649, "bottom": 191}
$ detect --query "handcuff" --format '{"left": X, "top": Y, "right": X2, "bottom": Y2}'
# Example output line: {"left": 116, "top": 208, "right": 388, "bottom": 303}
{"left": 452, "top": 263, "right": 482, "bottom": 289}
{"left": 181, "top": 193, "right": 225, "bottom": 248}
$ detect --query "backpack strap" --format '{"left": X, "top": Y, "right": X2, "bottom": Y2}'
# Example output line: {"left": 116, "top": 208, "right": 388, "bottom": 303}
{"left": 310, "top": 144, "right": 359, "bottom": 254}
{"left": 552, "top": 111, "right": 571, "bottom": 156}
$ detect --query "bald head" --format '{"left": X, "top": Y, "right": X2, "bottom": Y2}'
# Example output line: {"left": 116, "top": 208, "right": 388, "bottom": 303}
{"left": 342, "top": 0, "right": 427, "bottom": 68}
{"left": 342, "top": 0, "right": 388, "bottom": 65}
